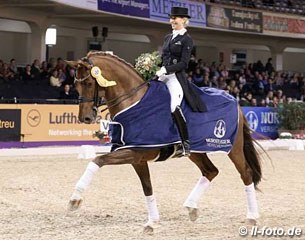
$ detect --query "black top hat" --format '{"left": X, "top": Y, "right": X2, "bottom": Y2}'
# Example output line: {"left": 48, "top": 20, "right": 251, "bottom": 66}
{"left": 169, "top": 7, "right": 191, "bottom": 18}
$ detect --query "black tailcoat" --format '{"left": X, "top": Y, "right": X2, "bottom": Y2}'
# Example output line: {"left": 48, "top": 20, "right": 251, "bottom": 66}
{"left": 161, "top": 32, "right": 206, "bottom": 112}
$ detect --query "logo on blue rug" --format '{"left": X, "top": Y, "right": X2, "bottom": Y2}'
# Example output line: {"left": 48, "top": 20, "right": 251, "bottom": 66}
{"left": 214, "top": 120, "right": 226, "bottom": 138}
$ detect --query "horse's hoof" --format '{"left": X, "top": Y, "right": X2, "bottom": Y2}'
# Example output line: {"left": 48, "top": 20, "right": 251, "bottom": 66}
{"left": 246, "top": 218, "right": 257, "bottom": 226}
{"left": 143, "top": 225, "right": 154, "bottom": 235}
{"left": 67, "top": 198, "right": 83, "bottom": 211}
{"left": 186, "top": 207, "right": 199, "bottom": 222}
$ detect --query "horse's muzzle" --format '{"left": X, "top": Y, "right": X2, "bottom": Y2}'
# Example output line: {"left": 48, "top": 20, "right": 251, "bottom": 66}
{"left": 79, "top": 108, "right": 97, "bottom": 124}
{"left": 78, "top": 116, "right": 92, "bottom": 124}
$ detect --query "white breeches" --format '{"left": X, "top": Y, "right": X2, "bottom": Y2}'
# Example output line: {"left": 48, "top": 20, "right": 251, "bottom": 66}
{"left": 160, "top": 73, "right": 184, "bottom": 112}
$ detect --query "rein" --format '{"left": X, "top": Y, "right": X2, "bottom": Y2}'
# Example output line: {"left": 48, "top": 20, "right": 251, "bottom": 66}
{"left": 98, "top": 81, "right": 149, "bottom": 113}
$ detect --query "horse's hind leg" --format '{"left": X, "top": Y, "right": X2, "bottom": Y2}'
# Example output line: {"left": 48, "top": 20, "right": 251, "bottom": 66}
{"left": 183, "top": 153, "right": 219, "bottom": 221}
{"left": 228, "top": 110, "right": 261, "bottom": 223}
{"left": 132, "top": 162, "right": 159, "bottom": 232}
{"left": 228, "top": 148, "right": 259, "bottom": 223}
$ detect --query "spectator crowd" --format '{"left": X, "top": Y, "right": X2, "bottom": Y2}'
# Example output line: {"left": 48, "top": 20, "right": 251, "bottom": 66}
{"left": 186, "top": 55, "right": 305, "bottom": 107}
{"left": 1, "top": 55, "right": 305, "bottom": 107}
{"left": 0, "top": 57, "right": 78, "bottom": 102}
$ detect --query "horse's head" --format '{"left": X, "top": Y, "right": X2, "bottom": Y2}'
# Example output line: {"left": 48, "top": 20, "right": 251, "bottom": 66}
{"left": 66, "top": 59, "right": 101, "bottom": 123}
{"left": 66, "top": 51, "right": 146, "bottom": 124}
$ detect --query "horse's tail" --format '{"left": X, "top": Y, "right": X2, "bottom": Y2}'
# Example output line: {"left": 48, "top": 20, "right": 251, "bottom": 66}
{"left": 243, "top": 115, "right": 262, "bottom": 188}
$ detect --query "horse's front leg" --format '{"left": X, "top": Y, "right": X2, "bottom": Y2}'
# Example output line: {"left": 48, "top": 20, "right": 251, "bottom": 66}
{"left": 68, "top": 149, "right": 159, "bottom": 212}
{"left": 132, "top": 162, "right": 160, "bottom": 233}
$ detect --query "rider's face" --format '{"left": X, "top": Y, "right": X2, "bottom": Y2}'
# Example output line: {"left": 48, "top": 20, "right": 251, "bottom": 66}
{"left": 170, "top": 16, "right": 185, "bottom": 30}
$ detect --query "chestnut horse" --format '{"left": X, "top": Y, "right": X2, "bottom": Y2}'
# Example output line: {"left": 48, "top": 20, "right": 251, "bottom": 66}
{"left": 67, "top": 51, "right": 262, "bottom": 232}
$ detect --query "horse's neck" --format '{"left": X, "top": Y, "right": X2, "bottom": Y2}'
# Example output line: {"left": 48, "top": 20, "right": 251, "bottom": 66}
{"left": 102, "top": 61, "right": 147, "bottom": 117}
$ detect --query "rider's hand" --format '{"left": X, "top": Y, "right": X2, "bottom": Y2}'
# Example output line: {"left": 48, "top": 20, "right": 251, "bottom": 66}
{"left": 156, "top": 66, "right": 167, "bottom": 77}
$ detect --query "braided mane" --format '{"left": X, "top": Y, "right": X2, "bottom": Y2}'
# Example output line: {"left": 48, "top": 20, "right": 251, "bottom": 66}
{"left": 86, "top": 51, "right": 142, "bottom": 77}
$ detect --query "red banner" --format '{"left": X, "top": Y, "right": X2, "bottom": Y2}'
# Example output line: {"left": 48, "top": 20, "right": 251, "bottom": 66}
{"left": 264, "top": 15, "right": 305, "bottom": 34}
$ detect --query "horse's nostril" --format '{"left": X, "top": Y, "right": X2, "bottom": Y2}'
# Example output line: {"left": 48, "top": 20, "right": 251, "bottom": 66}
{"left": 84, "top": 117, "right": 92, "bottom": 124}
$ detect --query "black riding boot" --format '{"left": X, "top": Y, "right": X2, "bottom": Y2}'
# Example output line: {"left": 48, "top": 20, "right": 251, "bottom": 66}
{"left": 172, "top": 106, "right": 190, "bottom": 156}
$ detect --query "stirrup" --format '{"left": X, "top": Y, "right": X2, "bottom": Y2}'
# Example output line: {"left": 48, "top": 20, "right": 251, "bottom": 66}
{"left": 175, "top": 142, "right": 190, "bottom": 157}
{"left": 182, "top": 141, "right": 191, "bottom": 156}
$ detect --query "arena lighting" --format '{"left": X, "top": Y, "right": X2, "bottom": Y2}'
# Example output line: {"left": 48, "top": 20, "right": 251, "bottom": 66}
{"left": 45, "top": 25, "right": 57, "bottom": 61}
{"left": 45, "top": 25, "right": 57, "bottom": 45}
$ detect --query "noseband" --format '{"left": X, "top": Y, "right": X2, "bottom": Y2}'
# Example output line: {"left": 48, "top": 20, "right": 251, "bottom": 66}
{"left": 74, "top": 57, "right": 149, "bottom": 115}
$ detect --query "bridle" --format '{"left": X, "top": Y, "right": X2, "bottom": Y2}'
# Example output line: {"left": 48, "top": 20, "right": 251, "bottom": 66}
{"left": 74, "top": 57, "right": 149, "bottom": 114}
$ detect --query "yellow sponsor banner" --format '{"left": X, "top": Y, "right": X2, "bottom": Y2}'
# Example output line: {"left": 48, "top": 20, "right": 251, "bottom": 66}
{"left": 0, "top": 104, "right": 110, "bottom": 142}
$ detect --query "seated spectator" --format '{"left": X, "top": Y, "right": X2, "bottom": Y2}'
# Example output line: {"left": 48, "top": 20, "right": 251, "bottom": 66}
{"left": 59, "top": 84, "right": 78, "bottom": 99}
{"left": 56, "top": 57, "right": 66, "bottom": 72}
{"left": 284, "top": 73, "right": 300, "bottom": 99}
{"left": 210, "top": 76, "right": 218, "bottom": 88}
{"left": 64, "top": 67, "right": 75, "bottom": 86}
{"left": 9, "top": 58, "right": 19, "bottom": 80}
{"left": 188, "top": 54, "right": 197, "bottom": 73}
{"left": 265, "top": 77, "right": 277, "bottom": 93}
{"left": 49, "top": 69, "right": 63, "bottom": 87}
{"left": 40, "top": 61, "right": 50, "bottom": 82}
{"left": 252, "top": 74, "right": 265, "bottom": 97}
{"left": 58, "top": 68, "right": 66, "bottom": 83}
{"left": 192, "top": 68, "right": 204, "bottom": 87}
{"left": 258, "top": 98, "right": 267, "bottom": 107}
{"left": 199, "top": 61, "right": 210, "bottom": 74}
{"left": 0, "top": 63, "right": 15, "bottom": 83}
{"left": 265, "top": 90, "right": 274, "bottom": 106}
{"left": 239, "top": 70, "right": 247, "bottom": 87}
{"left": 250, "top": 98, "right": 258, "bottom": 107}
{"left": 270, "top": 96, "right": 279, "bottom": 108}
{"left": 231, "top": 86, "right": 241, "bottom": 101}
{"left": 275, "top": 72, "right": 284, "bottom": 88}
{"left": 22, "top": 64, "right": 35, "bottom": 84}
{"left": 220, "top": 65, "right": 229, "bottom": 79}
{"left": 47, "top": 57, "right": 56, "bottom": 70}
{"left": 201, "top": 73, "right": 210, "bottom": 87}
{"left": 31, "top": 59, "right": 41, "bottom": 82}
{"left": 217, "top": 76, "right": 227, "bottom": 90}
{"left": 239, "top": 92, "right": 253, "bottom": 106}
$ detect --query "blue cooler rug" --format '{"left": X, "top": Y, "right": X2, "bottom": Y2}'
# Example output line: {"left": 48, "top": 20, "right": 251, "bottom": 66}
{"left": 109, "top": 80, "right": 238, "bottom": 153}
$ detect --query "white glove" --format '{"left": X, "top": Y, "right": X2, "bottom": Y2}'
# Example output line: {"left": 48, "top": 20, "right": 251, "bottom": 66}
{"left": 158, "top": 74, "right": 167, "bottom": 82}
{"left": 155, "top": 66, "right": 167, "bottom": 77}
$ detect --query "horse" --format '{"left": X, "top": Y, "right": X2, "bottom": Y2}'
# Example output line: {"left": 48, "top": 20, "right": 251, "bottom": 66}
{"left": 66, "top": 51, "right": 262, "bottom": 233}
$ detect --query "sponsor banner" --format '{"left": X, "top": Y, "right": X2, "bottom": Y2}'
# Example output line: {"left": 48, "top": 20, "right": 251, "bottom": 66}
{"left": 149, "top": 0, "right": 206, "bottom": 27}
{"left": 0, "top": 104, "right": 110, "bottom": 142}
{"left": 206, "top": 5, "right": 262, "bottom": 33}
{"left": 242, "top": 107, "right": 279, "bottom": 139}
{"left": 0, "top": 109, "right": 21, "bottom": 141}
{"left": 97, "top": 0, "right": 150, "bottom": 18}
{"left": 263, "top": 14, "right": 305, "bottom": 36}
